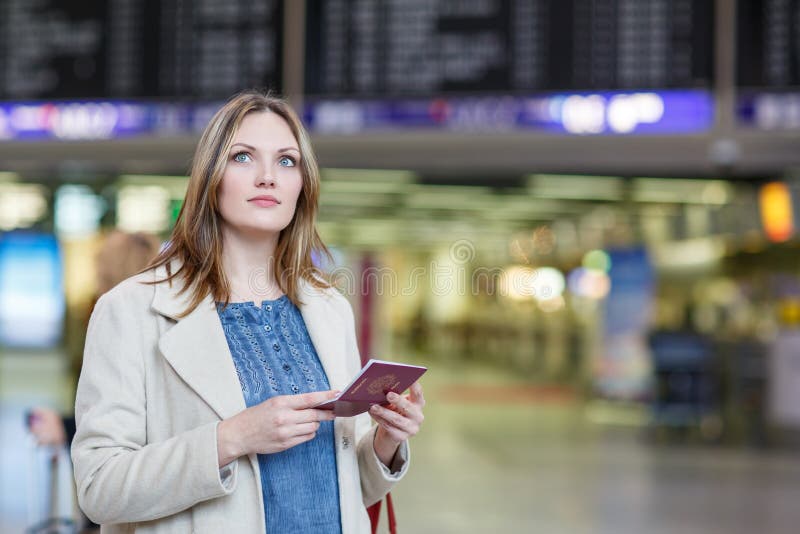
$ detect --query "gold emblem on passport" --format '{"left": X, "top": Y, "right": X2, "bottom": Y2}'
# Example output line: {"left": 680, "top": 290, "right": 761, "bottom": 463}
{"left": 367, "top": 374, "right": 398, "bottom": 395}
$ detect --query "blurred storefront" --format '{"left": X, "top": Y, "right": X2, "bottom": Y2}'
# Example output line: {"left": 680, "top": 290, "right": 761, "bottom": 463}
{"left": 3, "top": 169, "right": 800, "bottom": 440}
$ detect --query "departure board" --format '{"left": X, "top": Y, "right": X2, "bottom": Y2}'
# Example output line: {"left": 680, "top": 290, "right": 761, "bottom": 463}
{"left": 737, "top": 0, "right": 800, "bottom": 88}
{"left": 304, "top": 0, "right": 713, "bottom": 96}
{"left": 0, "top": 0, "right": 283, "bottom": 100}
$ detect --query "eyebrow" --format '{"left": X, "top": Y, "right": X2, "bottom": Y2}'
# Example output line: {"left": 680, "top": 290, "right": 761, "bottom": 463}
{"left": 230, "top": 142, "right": 256, "bottom": 152}
{"left": 230, "top": 142, "right": 300, "bottom": 154}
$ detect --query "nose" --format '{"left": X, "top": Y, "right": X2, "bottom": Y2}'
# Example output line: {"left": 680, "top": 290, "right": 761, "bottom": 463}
{"left": 255, "top": 163, "right": 276, "bottom": 187}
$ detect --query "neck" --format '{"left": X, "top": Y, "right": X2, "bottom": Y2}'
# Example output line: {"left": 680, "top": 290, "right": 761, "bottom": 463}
{"left": 220, "top": 227, "right": 283, "bottom": 302}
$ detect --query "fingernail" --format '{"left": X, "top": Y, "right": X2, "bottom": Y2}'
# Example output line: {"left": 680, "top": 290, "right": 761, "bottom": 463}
{"left": 387, "top": 392, "right": 398, "bottom": 400}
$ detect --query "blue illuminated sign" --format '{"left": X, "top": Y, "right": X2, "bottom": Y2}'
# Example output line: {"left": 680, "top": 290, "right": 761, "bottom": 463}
{"left": 0, "top": 90, "right": 714, "bottom": 140}
{"left": 0, "top": 232, "right": 64, "bottom": 348}
{"left": 303, "top": 90, "right": 714, "bottom": 135}
{"left": 738, "top": 92, "right": 800, "bottom": 131}
{"left": 0, "top": 101, "right": 223, "bottom": 141}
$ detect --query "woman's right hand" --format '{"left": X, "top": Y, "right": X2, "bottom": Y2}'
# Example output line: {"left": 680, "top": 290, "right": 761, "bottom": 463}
{"left": 217, "top": 390, "right": 338, "bottom": 466}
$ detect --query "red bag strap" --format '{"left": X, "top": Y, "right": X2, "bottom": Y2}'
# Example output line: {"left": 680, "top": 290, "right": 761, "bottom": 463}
{"left": 386, "top": 492, "right": 397, "bottom": 532}
{"left": 367, "top": 501, "right": 381, "bottom": 533}
{"left": 361, "top": 255, "right": 397, "bottom": 533}
{"left": 368, "top": 494, "right": 397, "bottom": 534}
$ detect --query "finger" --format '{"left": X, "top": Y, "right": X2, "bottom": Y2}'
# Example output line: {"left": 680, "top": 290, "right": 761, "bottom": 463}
{"left": 386, "top": 393, "right": 416, "bottom": 418}
{"left": 290, "top": 421, "right": 320, "bottom": 437}
{"left": 282, "top": 431, "right": 317, "bottom": 450}
{"left": 371, "top": 413, "right": 409, "bottom": 442}
{"left": 386, "top": 393, "right": 423, "bottom": 422}
{"left": 370, "top": 405, "right": 416, "bottom": 433}
{"left": 409, "top": 382, "right": 425, "bottom": 407}
{"left": 294, "top": 408, "right": 336, "bottom": 423}
{"left": 284, "top": 390, "right": 339, "bottom": 409}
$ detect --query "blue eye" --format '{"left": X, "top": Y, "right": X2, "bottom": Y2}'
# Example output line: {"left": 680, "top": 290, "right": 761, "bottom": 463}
{"left": 233, "top": 152, "right": 251, "bottom": 163}
{"left": 278, "top": 155, "right": 296, "bottom": 167}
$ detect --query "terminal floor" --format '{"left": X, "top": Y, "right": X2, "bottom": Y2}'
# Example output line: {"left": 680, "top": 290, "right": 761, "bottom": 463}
{"left": 386, "top": 361, "right": 800, "bottom": 534}
{"left": 3, "top": 353, "right": 800, "bottom": 534}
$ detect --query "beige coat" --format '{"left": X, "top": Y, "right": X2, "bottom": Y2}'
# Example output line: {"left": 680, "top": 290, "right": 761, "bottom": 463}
{"left": 71, "top": 266, "right": 408, "bottom": 533}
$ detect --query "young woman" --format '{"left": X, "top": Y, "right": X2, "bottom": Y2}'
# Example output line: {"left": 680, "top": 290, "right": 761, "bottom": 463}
{"left": 71, "top": 91, "right": 425, "bottom": 533}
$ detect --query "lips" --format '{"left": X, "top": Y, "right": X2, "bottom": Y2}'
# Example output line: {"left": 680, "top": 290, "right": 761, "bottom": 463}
{"left": 249, "top": 195, "right": 280, "bottom": 207}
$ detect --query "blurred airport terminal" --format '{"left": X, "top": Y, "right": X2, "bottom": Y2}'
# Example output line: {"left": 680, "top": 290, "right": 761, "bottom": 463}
{"left": 2, "top": 0, "right": 800, "bottom": 532}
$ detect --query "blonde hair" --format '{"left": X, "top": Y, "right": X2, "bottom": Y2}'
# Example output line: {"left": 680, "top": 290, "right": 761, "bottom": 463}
{"left": 148, "top": 90, "right": 332, "bottom": 317}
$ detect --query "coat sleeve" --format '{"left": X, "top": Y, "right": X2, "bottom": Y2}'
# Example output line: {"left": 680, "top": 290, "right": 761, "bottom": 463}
{"left": 71, "top": 291, "right": 236, "bottom": 525}
{"left": 337, "top": 294, "right": 411, "bottom": 506}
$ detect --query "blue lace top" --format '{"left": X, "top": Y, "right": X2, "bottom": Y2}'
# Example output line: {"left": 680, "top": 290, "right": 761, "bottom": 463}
{"left": 216, "top": 295, "right": 342, "bottom": 534}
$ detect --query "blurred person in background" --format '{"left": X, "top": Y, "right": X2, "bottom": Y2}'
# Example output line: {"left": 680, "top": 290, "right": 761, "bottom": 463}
{"left": 28, "top": 230, "right": 160, "bottom": 532}
{"left": 71, "top": 91, "right": 425, "bottom": 533}
{"left": 29, "top": 230, "right": 162, "bottom": 448}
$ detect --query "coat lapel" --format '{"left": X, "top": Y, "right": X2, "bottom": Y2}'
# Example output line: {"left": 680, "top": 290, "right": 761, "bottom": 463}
{"left": 297, "top": 280, "right": 351, "bottom": 392}
{"left": 150, "top": 268, "right": 351, "bottom": 420}
{"left": 151, "top": 266, "right": 246, "bottom": 421}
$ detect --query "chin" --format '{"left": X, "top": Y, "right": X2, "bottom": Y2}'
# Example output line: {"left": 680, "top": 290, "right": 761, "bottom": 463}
{"left": 223, "top": 212, "right": 294, "bottom": 238}
{"left": 250, "top": 220, "right": 294, "bottom": 234}
{"left": 245, "top": 225, "right": 288, "bottom": 236}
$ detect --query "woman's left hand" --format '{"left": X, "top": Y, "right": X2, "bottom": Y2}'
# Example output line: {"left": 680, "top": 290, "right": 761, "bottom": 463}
{"left": 370, "top": 382, "right": 425, "bottom": 468}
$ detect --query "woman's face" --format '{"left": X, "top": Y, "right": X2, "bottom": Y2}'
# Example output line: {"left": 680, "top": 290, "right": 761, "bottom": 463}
{"left": 217, "top": 111, "right": 304, "bottom": 239}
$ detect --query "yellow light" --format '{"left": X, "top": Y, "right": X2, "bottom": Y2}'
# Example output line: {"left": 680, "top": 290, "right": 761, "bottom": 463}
{"left": 530, "top": 267, "right": 566, "bottom": 301}
{"left": 537, "top": 295, "right": 565, "bottom": 313}
{"left": 0, "top": 183, "right": 48, "bottom": 230}
{"left": 759, "top": 182, "right": 794, "bottom": 242}
{"left": 117, "top": 185, "right": 171, "bottom": 233}
{"left": 499, "top": 266, "right": 537, "bottom": 301}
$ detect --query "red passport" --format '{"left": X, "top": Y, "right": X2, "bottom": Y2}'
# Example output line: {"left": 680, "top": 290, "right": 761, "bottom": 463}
{"left": 316, "top": 359, "right": 427, "bottom": 417}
